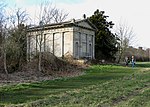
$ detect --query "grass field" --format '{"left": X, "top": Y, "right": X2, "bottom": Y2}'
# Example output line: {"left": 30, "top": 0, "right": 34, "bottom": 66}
{"left": 0, "top": 62, "right": 150, "bottom": 107}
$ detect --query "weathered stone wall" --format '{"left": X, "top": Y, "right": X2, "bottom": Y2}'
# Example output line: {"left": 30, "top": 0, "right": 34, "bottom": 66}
{"left": 27, "top": 19, "right": 96, "bottom": 60}
{"left": 73, "top": 26, "right": 95, "bottom": 59}
{"left": 27, "top": 27, "right": 73, "bottom": 60}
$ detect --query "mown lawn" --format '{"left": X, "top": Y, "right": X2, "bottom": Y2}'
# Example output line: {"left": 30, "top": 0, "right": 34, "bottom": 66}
{"left": 0, "top": 62, "right": 150, "bottom": 107}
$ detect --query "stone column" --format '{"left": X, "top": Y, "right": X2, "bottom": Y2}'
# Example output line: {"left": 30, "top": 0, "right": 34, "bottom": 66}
{"left": 62, "top": 32, "right": 64, "bottom": 58}
{"left": 92, "top": 35, "right": 95, "bottom": 59}
{"left": 79, "top": 32, "right": 81, "bottom": 58}
{"left": 52, "top": 33, "right": 55, "bottom": 55}
{"left": 86, "top": 34, "right": 88, "bottom": 56}
{"left": 26, "top": 34, "right": 30, "bottom": 62}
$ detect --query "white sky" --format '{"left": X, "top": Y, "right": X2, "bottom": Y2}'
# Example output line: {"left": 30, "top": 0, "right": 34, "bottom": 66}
{"left": 4, "top": 0, "right": 150, "bottom": 48}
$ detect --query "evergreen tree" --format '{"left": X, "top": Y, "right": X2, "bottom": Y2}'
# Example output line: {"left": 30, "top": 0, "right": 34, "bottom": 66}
{"left": 89, "top": 9, "right": 118, "bottom": 61}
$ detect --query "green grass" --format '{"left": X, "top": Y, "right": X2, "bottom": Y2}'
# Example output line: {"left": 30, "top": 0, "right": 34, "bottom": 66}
{"left": 0, "top": 62, "right": 150, "bottom": 107}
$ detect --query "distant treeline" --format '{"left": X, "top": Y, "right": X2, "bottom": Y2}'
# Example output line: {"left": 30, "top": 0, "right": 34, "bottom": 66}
{"left": 124, "top": 46, "right": 150, "bottom": 62}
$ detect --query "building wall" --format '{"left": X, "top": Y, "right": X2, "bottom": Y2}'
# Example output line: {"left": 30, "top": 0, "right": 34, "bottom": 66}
{"left": 27, "top": 22, "right": 95, "bottom": 60}
{"left": 27, "top": 27, "right": 73, "bottom": 60}
{"left": 73, "top": 26, "right": 95, "bottom": 59}
{"left": 64, "top": 32, "right": 73, "bottom": 56}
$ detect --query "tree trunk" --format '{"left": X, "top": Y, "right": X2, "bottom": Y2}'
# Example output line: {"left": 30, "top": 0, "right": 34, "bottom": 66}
{"left": 38, "top": 52, "right": 42, "bottom": 72}
{"left": 117, "top": 54, "right": 122, "bottom": 63}
{"left": 117, "top": 50, "right": 123, "bottom": 64}
{"left": 3, "top": 32, "right": 8, "bottom": 76}
{"left": 38, "top": 29, "right": 43, "bottom": 72}
{"left": 4, "top": 52, "right": 8, "bottom": 76}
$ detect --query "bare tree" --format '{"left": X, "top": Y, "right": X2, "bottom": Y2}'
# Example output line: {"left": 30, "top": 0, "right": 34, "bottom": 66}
{"left": 6, "top": 8, "right": 29, "bottom": 71}
{"left": 2, "top": 26, "right": 9, "bottom": 75}
{"left": 52, "top": 9, "right": 68, "bottom": 23}
{"left": 0, "top": 2, "right": 8, "bottom": 75}
{"left": 32, "top": 1, "right": 68, "bottom": 72}
{"left": 36, "top": 1, "right": 68, "bottom": 24}
{"left": 115, "top": 22, "right": 136, "bottom": 63}
{"left": 0, "top": 1, "right": 5, "bottom": 55}
{"left": 9, "top": 8, "right": 29, "bottom": 28}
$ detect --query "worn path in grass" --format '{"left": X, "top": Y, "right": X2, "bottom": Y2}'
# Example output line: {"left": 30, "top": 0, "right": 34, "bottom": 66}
{"left": 0, "top": 62, "right": 150, "bottom": 107}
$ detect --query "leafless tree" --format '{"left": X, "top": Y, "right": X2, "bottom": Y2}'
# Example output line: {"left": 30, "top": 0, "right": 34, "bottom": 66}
{"left": 6, "top": 8, "right": 29, "bottom": 71}
{"left": 32, "top": 1, "right": 68, "bottom": 72}
{"left": 52, "top": 9, "right": 68, "bottom": 23}
{"left": 1, "top": 26, "right": 8, "bottom": 75}
{"left": 36, "top": 1, "right": 68, "bottom": 24}
{"left": 9, "top": 8, "right": 29, "bottom": 28}
{"left": 0, "top": 2, "right": 8, "bottom": 75}
{"left": 115, "top": 22, "right": 136, "bottom": 63}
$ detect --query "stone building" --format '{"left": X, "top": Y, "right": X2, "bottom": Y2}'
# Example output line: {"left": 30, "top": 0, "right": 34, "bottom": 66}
{"left": 27, "top": 19, "right": 97, "bottom": 60}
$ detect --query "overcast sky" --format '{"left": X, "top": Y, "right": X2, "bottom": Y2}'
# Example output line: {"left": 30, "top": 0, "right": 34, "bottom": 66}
{"left": 4, "top": 0, "right": 150, "bottom": 48}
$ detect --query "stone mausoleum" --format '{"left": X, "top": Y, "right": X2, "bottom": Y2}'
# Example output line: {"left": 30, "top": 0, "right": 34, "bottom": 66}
{"left": 27, "top": 18, "right": 97, "bottom": 60}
